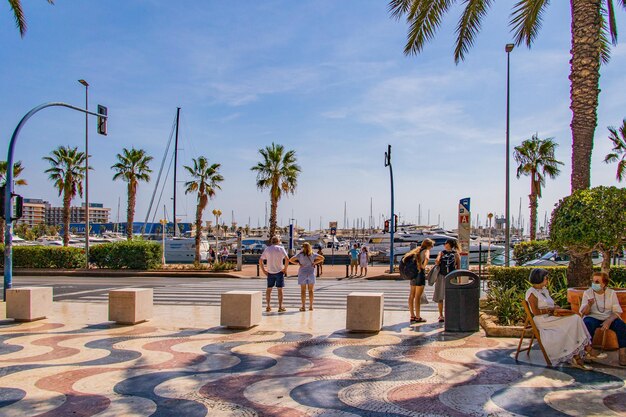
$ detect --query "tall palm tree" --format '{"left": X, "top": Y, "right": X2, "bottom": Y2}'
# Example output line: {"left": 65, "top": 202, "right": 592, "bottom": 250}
{"left": 184, "top": 157, "right": 223, "bottom": 264}
{"left": 250, "top": 143, "right": 301, "bottom": 241}
{"left": 0, "top": 160, "right": 27, "bottom": 238}
{"left": 43, "top": 146, "right": 87, "bottom": 246}
{"left": 111, "top": 148, "right": 153, "bottom": 240}
{"left": 389, "top": 0, "right": 625, "bottom": 286}
{"left": 604, "top": 119, "right": 626, "bottom": 181}
{"left": 7, "top": 0, "right": 54, "bottom": 37}
{"left": 514, "top": 134, "right": 563, "bottom": 240}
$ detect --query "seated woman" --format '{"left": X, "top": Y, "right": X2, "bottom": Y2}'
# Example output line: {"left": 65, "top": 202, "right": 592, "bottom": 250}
{"left": 579, "top": 271, "right": 626, "bottom": 366}
{"left": 525, "top": 268, "right": 592, "bottom": 370}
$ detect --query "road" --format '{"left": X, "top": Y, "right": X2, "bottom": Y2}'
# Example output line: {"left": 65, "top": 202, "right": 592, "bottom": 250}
{"left": 10, "top": 275, "right": 440, "bottom": 312}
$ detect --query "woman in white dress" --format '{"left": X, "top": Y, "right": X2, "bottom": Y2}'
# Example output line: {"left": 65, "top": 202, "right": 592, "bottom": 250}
{"left": 358, "top": 246, "right": 369, "bottom": 277}
{"left": 525, "top": 268, "right": 592, "bottom": 370}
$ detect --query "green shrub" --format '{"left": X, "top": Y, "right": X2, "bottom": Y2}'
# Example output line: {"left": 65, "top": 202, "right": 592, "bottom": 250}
{"left": 0, "top": 245, "right": 85, "bottom": 268}
{"left": 89, "top": 241, "right": 162, "bottom": 269}
{"left": 512, "top": 240, "right": 551, "bottom": 265}
{"left": 486, "top": 285, "right": 525, "bottom": 326}
{"left": 211, "top": 261, "right": 235, "bottom": 272}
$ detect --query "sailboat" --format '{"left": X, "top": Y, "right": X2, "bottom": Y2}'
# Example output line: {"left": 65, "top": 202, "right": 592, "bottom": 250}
{"left": 143, "top": 108, "right": 210, "bottom": 264}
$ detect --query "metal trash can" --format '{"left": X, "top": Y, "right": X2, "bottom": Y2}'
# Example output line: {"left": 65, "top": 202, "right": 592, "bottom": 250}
{"left": 444, "top": 269, "right": 480, "bottom": 332}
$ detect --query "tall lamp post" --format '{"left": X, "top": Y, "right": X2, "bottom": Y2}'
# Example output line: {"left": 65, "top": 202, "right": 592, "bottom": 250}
{"left": 504, "top": 44, "right": 514, "bottom": 266}
{"left": 384, "top": 144, "right": 394, "bottom": 273}
{"left": 78, "top": 79, "right": 90, "bottom": 267}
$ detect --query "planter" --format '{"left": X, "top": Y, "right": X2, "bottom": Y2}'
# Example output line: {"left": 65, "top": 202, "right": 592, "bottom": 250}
{"left": 479, "top": 311, "right": 528, "bottom": 338}
{"left": 568, "top": 287, "right": 626, "bottom": 351}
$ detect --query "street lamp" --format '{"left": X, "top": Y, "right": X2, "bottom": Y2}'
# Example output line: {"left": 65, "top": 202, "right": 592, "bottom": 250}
{"left": 504, "top": 43, "right": 514, "bottom": 266}
{"left": 78, "top": 79, "right": 90, "bottom": 267}
{"left": 487, "top": 212, "right": 493, "bottom": 266}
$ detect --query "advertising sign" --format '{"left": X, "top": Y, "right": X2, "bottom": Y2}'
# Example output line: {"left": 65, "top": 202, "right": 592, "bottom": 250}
{"left": 458, "top": 198, "right": 471, "bottom": 269}
{"left": 329, "top": 221, "right": 337, "bottom": 236}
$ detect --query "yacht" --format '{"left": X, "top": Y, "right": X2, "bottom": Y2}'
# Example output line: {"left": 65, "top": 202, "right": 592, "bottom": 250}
{"left": 164, "top": 237, "right": 209, "bottom": 263}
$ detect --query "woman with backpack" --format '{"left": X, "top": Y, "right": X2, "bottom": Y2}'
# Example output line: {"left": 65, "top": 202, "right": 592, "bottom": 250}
{"left": 401, "top": 238, "right": 434, "bottom": 323}
{"left": 290, "top": 242, "right": 324, "bottom": 311}
{"left": 433, "top": 239, "right": 461, "bottom": 323}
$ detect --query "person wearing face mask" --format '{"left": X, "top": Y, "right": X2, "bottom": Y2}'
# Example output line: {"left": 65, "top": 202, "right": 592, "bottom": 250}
{"left": 580, "top": 271, "right": 626, "bottom": 366}
{"left": 525, "top": 268, "right": 592, "bottom": 370}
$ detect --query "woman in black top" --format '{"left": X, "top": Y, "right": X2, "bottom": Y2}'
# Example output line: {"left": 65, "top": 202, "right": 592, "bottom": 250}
{"left": 434, "top": 239, "right": 461, "bottom": 323}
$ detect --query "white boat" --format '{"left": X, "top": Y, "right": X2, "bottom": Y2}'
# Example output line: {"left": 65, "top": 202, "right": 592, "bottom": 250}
{"left": 164, "top": 237, "right": 209, "bottom": 263}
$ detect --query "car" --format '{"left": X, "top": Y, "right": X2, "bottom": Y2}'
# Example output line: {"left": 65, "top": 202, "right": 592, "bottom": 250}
{"left": 523, "top": 250, "right": 603, "bottom": 267}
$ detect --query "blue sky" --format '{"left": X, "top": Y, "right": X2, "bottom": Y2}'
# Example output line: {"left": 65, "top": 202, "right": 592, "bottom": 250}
{"left": 1, "top": 1, "right": 625, "bottom": 232}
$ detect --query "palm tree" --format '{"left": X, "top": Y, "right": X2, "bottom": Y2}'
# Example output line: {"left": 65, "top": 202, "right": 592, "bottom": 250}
{"left": 43, "top": 146, "right": 87, "bottom": 246}
{"left": 7, "top": 0, "right": 54, "bottom": 37}
{"left": 514, "top": 134, "right": 563, "bottom": 240}
{"left": 111, "top": 148, "right": 153, "bottom": 240}
{"left": 183, "top": 157, "right": 223, "bottom": 264}
{"left": 389, "top": 0, "right": 625, "bottom": 286}
{"left": 0, "top": 160, "right": 27, "bottom": 238}
{"left": 250, "top": 143, "right": 301, "bottom": 241}
{"left": 604, "top": 119, "right": 626, "bottom": 181}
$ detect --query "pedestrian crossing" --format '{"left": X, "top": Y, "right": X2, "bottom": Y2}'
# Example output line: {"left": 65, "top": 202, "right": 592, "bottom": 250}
{"left": 18, "top": 277, "right": 439, "bottom": 312}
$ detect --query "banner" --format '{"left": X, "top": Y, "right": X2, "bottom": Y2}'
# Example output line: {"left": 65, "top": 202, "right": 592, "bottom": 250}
{"left": 458, "top": 198, "right": 471, "bottom": 269}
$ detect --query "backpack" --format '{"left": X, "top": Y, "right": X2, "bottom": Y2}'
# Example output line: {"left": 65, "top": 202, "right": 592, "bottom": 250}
{"left": 399, "top": 253, "right": 419, "bottom": 279}
{"left": 439, "top": 250, "right": 456, "bottom": 276}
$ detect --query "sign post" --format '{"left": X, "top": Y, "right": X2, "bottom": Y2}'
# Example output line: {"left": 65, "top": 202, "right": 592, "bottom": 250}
{"left": 458, "top": 198, "right": 471, "bottom": 270}
{"left": 329, "top": 221, "right": 337, "bottom": 266}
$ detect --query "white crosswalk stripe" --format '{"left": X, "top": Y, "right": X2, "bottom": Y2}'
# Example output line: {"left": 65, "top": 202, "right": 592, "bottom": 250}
{"left": 15, "top": 277, "right": 443, "bottom": 312}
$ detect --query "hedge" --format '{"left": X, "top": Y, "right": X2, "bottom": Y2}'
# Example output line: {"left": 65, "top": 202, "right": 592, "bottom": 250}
{"left": 0, "top": 245, "right": 85, "bottom": 269}
{"left": 89, "top": 240, "right": 162, "bottom": 269}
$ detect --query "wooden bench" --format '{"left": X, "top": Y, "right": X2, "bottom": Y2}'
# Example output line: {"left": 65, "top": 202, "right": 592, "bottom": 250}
{"left": 108, "top": 288, "right": 153, "bottom": 325}
{"left": 346, "top": 292, "right": 384, "bottom": 332}
{"left": 220, "top": 290, "right": 262, "bottom": 329}
{"left": 6, "top": 287, "right": 53, "bottom": 321}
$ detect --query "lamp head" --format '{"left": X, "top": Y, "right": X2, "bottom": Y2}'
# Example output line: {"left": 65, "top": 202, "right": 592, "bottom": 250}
{"left": 505, "top": 44, "right": 515, "bottom": 53}
{"left": 78, "top": 79, "right": 89, "bottom": 87}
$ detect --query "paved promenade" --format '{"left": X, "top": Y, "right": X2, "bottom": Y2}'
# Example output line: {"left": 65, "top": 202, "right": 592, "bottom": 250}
{"left": 0, "top": 301, "right": 625, "bottom": 416}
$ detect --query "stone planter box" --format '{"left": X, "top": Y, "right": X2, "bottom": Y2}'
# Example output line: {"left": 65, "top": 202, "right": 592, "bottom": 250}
{"left": 568, "top": 287, "right": 626, "bottom": 351}
{"left": 479, "top": 311, "right": 528, "bottom": 338}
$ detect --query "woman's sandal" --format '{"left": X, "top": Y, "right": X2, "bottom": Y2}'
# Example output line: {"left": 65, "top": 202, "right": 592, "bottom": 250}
{"left": 410, "top": 316, "right": 418, "bottom": 323}
{"left": 299, "top": 307, "right": 306, "bottom": 312}
{"left": 570, "top": 357, "right": 593, "bottom": 371}
{"left": 309, "top": 306, "right": 314, "bottom": 311}
{"left": 266, "top": 306, "right": 272, "bottom": 312}
{"left": 415, "top": 317, "right": 427, "bottom": 323}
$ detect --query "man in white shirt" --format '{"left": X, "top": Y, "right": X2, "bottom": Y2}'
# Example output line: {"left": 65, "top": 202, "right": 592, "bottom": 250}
{"left": 259, "top": 236, "right": 290, "bottom": 312}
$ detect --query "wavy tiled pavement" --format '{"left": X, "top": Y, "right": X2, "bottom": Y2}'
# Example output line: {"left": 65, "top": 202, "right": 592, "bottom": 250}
{"left": 0, "top": 320, "right": 625, "bottom": 416}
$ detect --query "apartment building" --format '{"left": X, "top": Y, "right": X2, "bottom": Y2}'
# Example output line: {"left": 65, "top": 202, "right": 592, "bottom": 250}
{"left": 15, "top": 198, "right": 47, "bottom": 227}
{"left": 45, "top": 202, "right": 111, "bottom": 226}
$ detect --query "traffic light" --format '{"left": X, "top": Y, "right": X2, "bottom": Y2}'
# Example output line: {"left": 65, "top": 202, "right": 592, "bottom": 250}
{"left": 384, "top": 220, "right": 390, "bottom": 233}
{"left": 97, "top": 105, "right": 108, "bottom": 135}
{"left": 13, "top": 194, "right": 23, "bottom": 220}
{"left": 394, "top": 214, "right": 398, "bottom": 232}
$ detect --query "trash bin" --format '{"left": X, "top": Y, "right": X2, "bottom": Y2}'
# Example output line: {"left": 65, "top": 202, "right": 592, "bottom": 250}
{"left": 444, "top": 269, "right": 480, "bottom": 332}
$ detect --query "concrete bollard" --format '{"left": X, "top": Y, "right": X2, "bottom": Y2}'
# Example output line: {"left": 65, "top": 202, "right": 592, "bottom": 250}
{"left": 346, "top": 292, "right": 384, "bottom": 332}
{"left": 108, "top": 288, "right": 153, "bottom": 325}
{"left": 6, "top": 287, "right": 53, "bottom": 321}
{"left": 220, "top": 290, "right": 262, "bottom": 329}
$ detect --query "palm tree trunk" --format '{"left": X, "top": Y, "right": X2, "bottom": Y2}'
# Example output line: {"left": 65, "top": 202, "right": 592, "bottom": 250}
{"left": 567, "top": 0, "right": 602, "bottom": 287}
{"left": 529, "top": 191, "right": 538, "bottom": 241}
{"left": 0, "top": 219, "right": 5, "bottom": 243}
{"left": 126, "top": 181, "right": 136, "bottom": 240}
{"left": 600, "top": 249, "right": 611, "bottom": 274}
{"left": 63, "top": 186, "right": 71, "bottom": 247}
{"left": 268, "top": 187, "right": 278, "bottom": 242}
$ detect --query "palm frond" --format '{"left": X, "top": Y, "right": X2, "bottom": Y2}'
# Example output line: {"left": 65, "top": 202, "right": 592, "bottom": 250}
{"left": 604, "top": 152, "right": 619, "bottom": 163}
{"left": 404, "top": 0, "right": 454, "bottom": 57}
{"left": 388, "top": 0, "right": 413, "bottom": 20}
{"left": 600, "top": 7, "right": 613, "bottom": 64}
{"left": 8, "top": 0, "right": 26, "bottom": 37}
{"left": 455, "top": 0, "right": 493, "bottom": 63}
{"left": 607, "top": 0, "right": 618, "bottom": 45}
{"left": 510, "top": 0, "right": 549, "bottom": 47}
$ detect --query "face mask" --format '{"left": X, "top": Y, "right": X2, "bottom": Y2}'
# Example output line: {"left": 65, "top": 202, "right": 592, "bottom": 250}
{"left": 591, "top": 283, "right": 602, "bottom": 292}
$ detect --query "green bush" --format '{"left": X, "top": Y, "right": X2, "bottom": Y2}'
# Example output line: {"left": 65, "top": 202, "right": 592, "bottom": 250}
{"left": 89, "top": 241, "right": 162, "bottom": 269}
{"left": 486, "top": 266, "right": 626, "bottom": 325}
{"left": 512, "top": 240, "right": 551, "bottom": 265}
{"left": 211, "top": 261, "right": 235, "bottom": 272}
{"left": 0, "top": 245, "right": 85, "bottom": 268}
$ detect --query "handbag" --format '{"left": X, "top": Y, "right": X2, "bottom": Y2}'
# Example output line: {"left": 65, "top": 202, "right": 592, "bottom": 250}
{"left": 420, "top": 292, "right": 429, "bottom": 304}
{"left": 427, "top": 265, "right": 439, "bottom": 286}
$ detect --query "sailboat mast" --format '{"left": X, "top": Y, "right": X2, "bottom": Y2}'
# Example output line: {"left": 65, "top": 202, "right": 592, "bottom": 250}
{"left": 173, "top": 107, "right": 180, "bottom": 237}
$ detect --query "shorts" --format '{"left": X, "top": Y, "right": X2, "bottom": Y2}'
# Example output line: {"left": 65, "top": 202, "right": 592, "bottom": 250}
{"left": 350, "top": 259, "right": 358, "bottom": 266}
{"left": 410, "top": 270, "right": 426, "bottom": 286}
{"left": 267, "top": 272, "right": 285, "bottom": 288}
{"left": 298, "top": 275, "right": 316, "bottom": 285}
